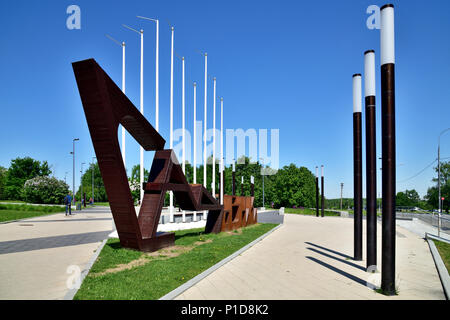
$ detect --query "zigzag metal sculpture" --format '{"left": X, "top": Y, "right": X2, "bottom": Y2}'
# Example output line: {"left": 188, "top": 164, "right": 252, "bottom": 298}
{"left": 72, "top": 58, "right": 223, "bottom": 252}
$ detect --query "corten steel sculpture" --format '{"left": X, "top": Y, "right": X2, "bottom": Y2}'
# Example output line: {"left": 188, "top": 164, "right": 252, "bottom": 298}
{"left": 221, "top": 195, "right": 258, "bottom": 232}
{"left": 72, "top": 58, "right": 223, "bottom": 252}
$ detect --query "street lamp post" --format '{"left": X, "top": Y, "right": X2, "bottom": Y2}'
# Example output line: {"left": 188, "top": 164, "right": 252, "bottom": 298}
{"left": 316, "top": 166, "right": 319, "bottom": 217}
{"left": 212, "top": 77, "right": 216, "bottom": 198}
{"left": 92, "top": 157, "right": 96, "bottom": 204}
{"left": 72, "top": 138, "right": 79, "bottom": 204}
{"left": 438, "top": 128, "right": 450, "bottom": 237}
{"left": 260, "top": 157, "right": 265, "bottom": 208}
{"left": 340, "top": 183, "right": 344, "bottom": 210}
{"left": 80, "top": 162, "right": 85, "bottom": 208}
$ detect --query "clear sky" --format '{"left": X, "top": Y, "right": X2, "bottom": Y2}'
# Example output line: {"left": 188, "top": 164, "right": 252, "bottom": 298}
{"left": 0, "top": 0, "right": 449, "bottom": 199}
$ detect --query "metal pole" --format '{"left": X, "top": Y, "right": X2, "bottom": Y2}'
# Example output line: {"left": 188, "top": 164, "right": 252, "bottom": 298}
{"left": 80, "top": 162, "right": 85, "bottom": 209}
{"left": 380, "top": 4, "right": 396, "bottom": 295}
{"left": 155, "top": 20, "right": 159, "bottom": 132}
{"left": 193, "top": 83, "right": 197, "bottom": 184}
{"left": 140, "top": 29, "right": 144, "bottom": 205}
{"left": 170, "top": 26, "right": 174, "bottom": 222}
{"left": 232, "top": 161, "right": 236, "bottom": 196}
{"left": 251, "top": 176, "right": 255, "bottom": 197}
{"left": 220, "top": 97, "right": 224, "bottom": 205}
{"left": 353, "top": 73, "right": 363, "bottom": 261}
{"left": 316, "top": 166, "right": 319, "bottom": 217}
{"left": 241, "top": 176, "right": 244, "bottom": 196}
{"left": 92, "top": 157, "right": 96, "bottom": 204}
{"left": 365, "top": 50, "right": 377, "bottom": 270}
{"left": 203, "top": 53, "right": 208, "bottom": 189}
{"left": 340, "top": 183, "right": 344, "bottom": 210}
{"left": 321, "top": 165, "right": 325, "bottom": 218}
{"left": 212, "top": 78, "right": 216, "bottom": 197}
{"left": 182, "top": 57, "right": 185, "bottom": 174}
{"left": 72, "top": 138, "right": 79, "bottom": 204}
{"left": 438, "top": 145, "right": 441, "bottom": 237}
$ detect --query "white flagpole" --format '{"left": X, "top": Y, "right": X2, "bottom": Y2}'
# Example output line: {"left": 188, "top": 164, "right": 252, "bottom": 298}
{"left": 220, "top": 97, "right": 224, "bottom": 205}
{"left": 136, "top": 16, "right": 159, "bottom": 132}
{"left": 170, "top": 26, "right": 174, "bottom": 222}
{"left": 203, "top": 53, "right": 208, "bottom": 189}
{"left": 182, "top": 57, "right": 186, "bottom": 174}
{"left": 193, "top": 82, "right": 197, "bottom": 184}
{"left": 139, "top": 29, "right": 144, "bottom": 205}
{"left": 212, "top": 77, "right": 216, "bottom": 198}
{"left": 203, "top": 53, "right": 208, "bottom": 220}
{"left": 155, "top": 20, "right": 159, "bottom": 132}
{"left": 122, "top": 42, "right": 126, "bottom": 172}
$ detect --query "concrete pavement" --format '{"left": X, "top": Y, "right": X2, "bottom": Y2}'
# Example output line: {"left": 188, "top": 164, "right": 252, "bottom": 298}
{"left": 0, "top": 207, "right": 112, "bottom": 299}
{"left": 175, "top": 214, "right": 446, "bottom": 300}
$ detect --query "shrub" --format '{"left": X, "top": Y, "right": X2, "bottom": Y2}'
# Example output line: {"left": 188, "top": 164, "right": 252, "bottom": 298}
{"left": 22, "top": 176, "right": 69, "bottom": 204}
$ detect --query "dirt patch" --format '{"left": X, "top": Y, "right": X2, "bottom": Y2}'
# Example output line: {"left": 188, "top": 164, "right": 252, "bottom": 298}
{"left": 91, "top": 239, "right": 213, "bottom": 277}
{"left": 226, "top": 229, "right": 243, "bottom": 235}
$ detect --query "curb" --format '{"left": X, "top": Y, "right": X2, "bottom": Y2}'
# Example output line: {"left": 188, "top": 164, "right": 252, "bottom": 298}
{"left": 159, "top": 223, "right": 283, "bottom": 300}
{"left": 425, "top": 234, "right": 449, "bottom": 300}
{"left": 63, "top": 237, "right": 109, "bottom": 300}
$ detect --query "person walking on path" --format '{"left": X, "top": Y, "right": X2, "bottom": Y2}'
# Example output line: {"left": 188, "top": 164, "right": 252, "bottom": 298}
{"left": 64, "top": 193, "right": 72, "bottom": 216}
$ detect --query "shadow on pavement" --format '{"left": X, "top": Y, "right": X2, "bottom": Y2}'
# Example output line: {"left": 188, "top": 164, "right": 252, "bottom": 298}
{"left": 306, "top": 247, "right": 366, "bottom": 271}
{"left": 0, "top": 230, "right": 111, "bottom": 254}
{"left": 306, "top": 256, "right": 368, "bottom": 287}
{"left": 304, "top": 242, "right": 353, "bottom": 260}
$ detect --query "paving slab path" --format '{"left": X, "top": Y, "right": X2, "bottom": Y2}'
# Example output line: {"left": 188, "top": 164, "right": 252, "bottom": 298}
{"left": 0, "top": 207, "right": 112, "bottom": 299}
{"left": 176, "top": 214, "right": 446, "bottom": 300}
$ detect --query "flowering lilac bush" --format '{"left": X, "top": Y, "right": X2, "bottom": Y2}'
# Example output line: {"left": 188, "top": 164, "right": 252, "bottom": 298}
{"left": 23, "top": 176, "right": 70, "bottom": 204}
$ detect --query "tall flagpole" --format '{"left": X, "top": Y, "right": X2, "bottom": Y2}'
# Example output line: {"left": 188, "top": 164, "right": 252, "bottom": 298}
{"left": 136, "top": 16, "right": 159, "bottom": 132}
{"left": 193, "top": 82, "right": 197, "bottom": 184}
{"left": 203, "top": 53, "right": 208, "bottom": 189}
{"left": 170, "top": 26, "right": 174, "bottom": 221}
{"left": 220, "top": 97, "right": 224, "bottom": 205}
{"left": 106, "top": 34, "right": 127, "bottom": 173}
{"left": 140, "top": 29, "right": 144, "bottom": 204}
{"left": 122, "top": 42, "right": 126, "bottom": 171}
{"left": 182, "top": 57, "right": 186, "bottom": 174}
{"left": 212, "top": 77, "right": 216, "bottom": 198}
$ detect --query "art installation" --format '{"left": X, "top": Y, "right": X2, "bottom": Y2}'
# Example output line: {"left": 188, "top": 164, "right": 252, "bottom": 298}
{"left": 72, "top": 58, "right": 225, "bottom": 252}
{"left": 221, "top": 195, "right": 258, "bottom": 232}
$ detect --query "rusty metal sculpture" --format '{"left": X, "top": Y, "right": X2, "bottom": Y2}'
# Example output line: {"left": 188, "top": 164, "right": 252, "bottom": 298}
{"left": 221, "top": 195, "right": 258, "bottom": 232}
{"left": 72, "top": 58, "right": 224, "bottom": 252}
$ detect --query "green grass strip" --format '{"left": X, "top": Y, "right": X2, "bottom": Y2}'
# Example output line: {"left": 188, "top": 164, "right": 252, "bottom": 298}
{"left": 74, "top": 223, "right": 277, "bottom": 300}
{"left": 0, "top": 204, "right": 65, "bottom": 222}
{"left": 284, "top": 207, "right": 340, "bottom": 216}
{"left": 433, "top": 240, "right": 450, "bottom": 274}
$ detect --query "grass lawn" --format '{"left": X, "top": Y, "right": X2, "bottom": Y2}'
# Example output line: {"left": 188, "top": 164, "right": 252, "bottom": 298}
{"left": 74, "top": 223, "right": 277, "bottom": 300}
{"left": 0, "top": 204, "right": 65, "bottom": 223}
{"left": 285, "top": 207, "right": 341, "bottom": 216}
{"left": 433, "top": 240, "right": 450, "bottom": 273}
{"left": 94, "top": 202, "right": 110, "bottom": 207}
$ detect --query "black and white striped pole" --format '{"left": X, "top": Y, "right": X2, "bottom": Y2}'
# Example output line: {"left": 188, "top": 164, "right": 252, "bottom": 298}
{"left": 380, "top": 3, "right": 396, "bottom": 295}
{"left": 315, "top": 166, "right": 319, "bottom": 217}
{"left": 353, "top": 73, "right": 363, "bottom": 261}
{"left": 365, "top": 50, "right": 377, "bottom": 271}
{"left": 232, "top": 160, "right": 236, "bottom": 196}
{"left": 321, "top": 165, "right": 324, "bottom": 218}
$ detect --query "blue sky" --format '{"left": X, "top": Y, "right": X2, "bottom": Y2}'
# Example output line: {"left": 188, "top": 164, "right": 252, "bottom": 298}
{"left": 0, "top": 0, "right": 449, "bottom": 199}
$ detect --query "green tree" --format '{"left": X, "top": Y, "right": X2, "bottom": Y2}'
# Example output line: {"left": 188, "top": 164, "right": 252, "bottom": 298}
{"left": 270, "top": 164, "right": 316, "bottom": 208}
{"left": 128, "top": 164, "right": 149, "bottom": 205}
{"left": 76, "top": 162, "right": 108, "bottom": 203}
{"left": 23, "top": 176, "right": 69, "bottom": 204}
{"left": 396, "top": 189, "right": 420, "bottom": 207}
{"left": 0, "top": 166, "right": 7, "bottom": 200}
{"left": 426, "top": 161, "right": 450, "bottom": 212}
{"left": 4, "top": 157, "right": 51, "bottom": 200}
